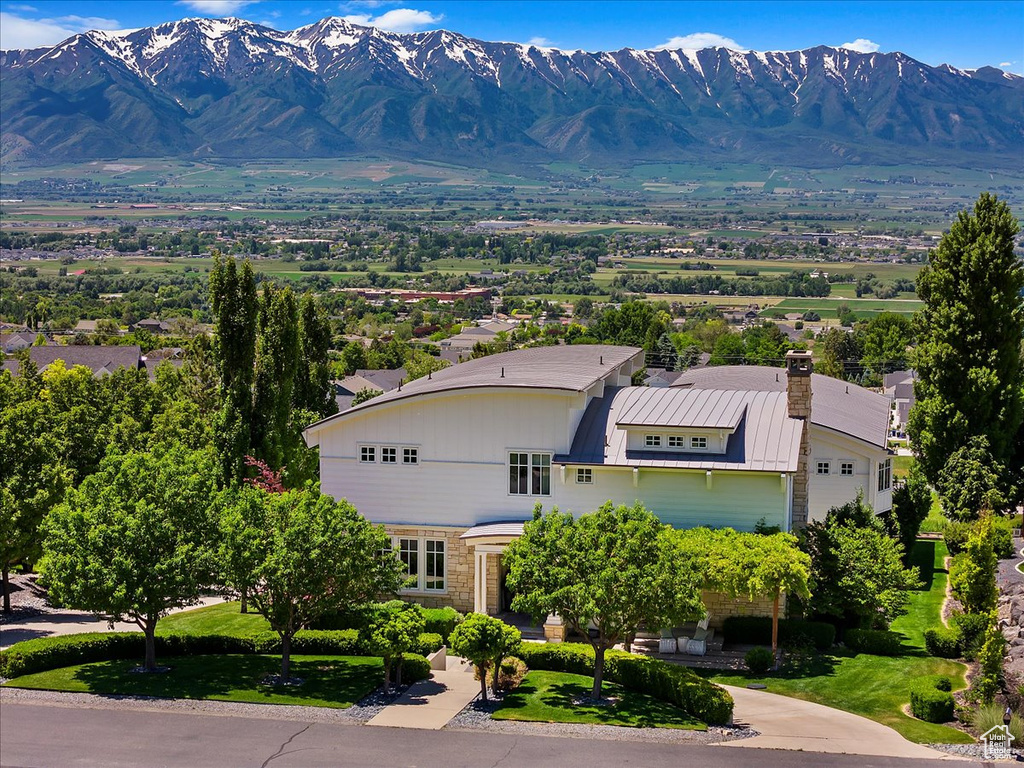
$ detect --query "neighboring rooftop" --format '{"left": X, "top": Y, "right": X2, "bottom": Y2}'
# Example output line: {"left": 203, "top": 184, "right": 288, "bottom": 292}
{"left": 671, "top": 366, "right": 890, "bottom": 448}
{"left": 3, "top": 345, "right": 143, "bottom": 377}
{"left": 615, "top": 387, "right": 749, "bottom": 431}
{"left": 556, "top": 387, "right": 802, "bottom": 472}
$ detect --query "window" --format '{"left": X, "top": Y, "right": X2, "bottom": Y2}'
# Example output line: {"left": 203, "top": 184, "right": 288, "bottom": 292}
{"left": 668, "top": 435, "right": 685, "bottom": 448}
{"left": 878, "top": 458, "right": 892, "bottom": 492}
{"left": 381, "top": 447, "right": 397, "bottom": 464}
{"left": 397, "top": 538, "right": 418, "bottom": 585}
{"left": 360, "top": 446, "right": 376, "bottom": 463}
{"left": 816, "top": 460, "right": 831, "bottom": 475}
{"left": 403, "top": 447, "right": 419, "bottom": 465}
{"left": 690, "top": 436, "right": 708, "bottom": 450}
{"left": 840, "top": 462, "right": 854, "bottom": 476}
{"left": 425, "top": 539, "right": 445, "bottom": 591}
{"left": 510, "top": 452, "right": 550, "bottom": 495}
{"left": 645, "top": 434, "right": 662, "bottom": 447}
{"left": 576, "top": 468, "right": 593, "bottom": 484}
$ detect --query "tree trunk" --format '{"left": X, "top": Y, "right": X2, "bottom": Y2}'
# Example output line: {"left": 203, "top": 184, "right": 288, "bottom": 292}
{"left": 382, "top": 658, "right": 391, "bottom": 694}
{"left": 479, "top": 663, "right": 488, "bottom": 701}
{"left": 624, "top": 632, "right": 635, "bottom": 654}
{"left": 143, "top": 620, "right": 157, "bottom": 672}
{"left": 771, "top": 591, "right": 781, "bottom": 667}
{"left": 395, "top": 655, "right": 403, "bottom": 687}
{"left": 2, "top": 567, "right": 10, "bottom": 615}
{"left": 592, "top": 645, "right": 606, "bottom": 700}
{"left": 492, "top": 654, "right": 502, "bottom": 697}
{"left": 281, "top": 633, "right": 291, "bottom": 681}
{"left": 240, "top": 589, "right": 247, "bottom": 614}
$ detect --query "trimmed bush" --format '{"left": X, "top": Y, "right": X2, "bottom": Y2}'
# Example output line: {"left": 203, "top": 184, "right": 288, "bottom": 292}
{"left": 517, "top": 642, "right": 734, "bottom": 725}
{"left": 924, "top": 627, "right": 961, "bottom": 658}
{"left": 311, "top": 603, "right": 463, "bottom": 642}
{"left": 934, "top": 676, "right": 952, "bottom": 692}
{"left": 744, "top": 646, "right": 774, "bottom": 674}
{"left": 910, "top": 680, "right": 955, "bottom": 723}
{"left": 992, "top": 518, "right": 1015, "bottom": 559}
{"left": 942, "top": 521, "right": 971, "bottom": 556}
{"left": 722, "top": 616, "right": 836, "bottom": 651}
{"left": 844, "top": 629, "right": 903, "bottom": 656}
{"left": 398, "top": 654, "right": 432, "bottom": 684}
{"left": 950, "top": 612, "right": 988, "bottom": 657}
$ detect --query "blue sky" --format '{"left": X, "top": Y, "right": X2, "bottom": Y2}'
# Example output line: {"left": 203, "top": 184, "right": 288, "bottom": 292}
{"left": 1, "top": 0, "right": 1021, "bottom": 72}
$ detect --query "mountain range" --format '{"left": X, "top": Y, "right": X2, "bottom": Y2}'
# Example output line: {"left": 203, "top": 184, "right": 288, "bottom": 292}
{"left": 1, "top": 16, "right": 1021, "bottom": 169}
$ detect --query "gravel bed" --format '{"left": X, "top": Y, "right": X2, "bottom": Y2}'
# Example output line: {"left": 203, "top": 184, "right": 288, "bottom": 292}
{"left": 0, "top": 681, "right": 406, "bottom": 724}
{"left": 927, "top": 742, "right": 1022, "bottom": 761}
{"left": 445, "top": 693, "right": 758, "bottom": 744}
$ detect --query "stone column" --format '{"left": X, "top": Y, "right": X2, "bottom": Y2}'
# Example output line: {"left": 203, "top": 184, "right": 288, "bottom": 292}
{"left": 543, "top": 614, "right": 567, "bottom": 642}
{"left": 786, "top": 350, "right": 813, "bottom": 528}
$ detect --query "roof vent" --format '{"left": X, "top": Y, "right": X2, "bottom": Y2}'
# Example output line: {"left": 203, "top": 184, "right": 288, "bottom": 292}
{"left": 398, "top": 380, "right": 402, "bottom": 391}
{"left": 500, "top": 367, "right": 505, "bottom": 378}
{"left": 428, "top": 371, "right": 432, "bottom": 380}
{"left": 600, "top": 355, "right": 603, "bottom": 365}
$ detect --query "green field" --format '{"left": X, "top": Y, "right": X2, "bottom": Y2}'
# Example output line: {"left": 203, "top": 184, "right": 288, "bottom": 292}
{"left": 764, "top": 297, "right": 924, "bottom": 318}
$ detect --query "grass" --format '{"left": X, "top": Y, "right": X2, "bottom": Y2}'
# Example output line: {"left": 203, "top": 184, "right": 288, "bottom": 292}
{"left": 892, "top": 454, "right": 915, "bottom": 479}
{"left": 157, "top": 601, "right": 269, "bottom": 636}
{"left": 492, "top": 670, "right": 706, "bottom": 730}
{"left": 709, "top": 539, "right": 972, "bottom": 744}
{"left": 2, "top": 654, "right": 382, "bottom": 708}
{"left": 918, "top": 493, "right": 948, "bottom": 534}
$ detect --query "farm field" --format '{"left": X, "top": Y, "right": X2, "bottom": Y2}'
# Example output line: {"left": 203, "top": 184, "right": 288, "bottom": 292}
{"left": 764, "top": 297, "right": 924, "bottom": 318}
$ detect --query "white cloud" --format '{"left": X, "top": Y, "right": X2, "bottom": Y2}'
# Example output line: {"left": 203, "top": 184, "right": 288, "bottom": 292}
{"left": 175, "top": 0, "right": 258, "bottom": 14}
{"left": 527, "top": 36, "right": 553, "bottom": 48}
{"left": 653, "top": 32, "right": 747, "bottom": 52}
{"left": 999, "top": 61, "right": 1014, "bottom": 67}
{"left": 839, "top": 38, "right": 881, "bottom": 53}
{"left": 6, "top": 4, "right": 38, "bottom": 11}
{"left": 343, "top": 8, "right": 442, "bottom": 33}
{"left": 0, "top": 11, "right": 122, "bottom": 49}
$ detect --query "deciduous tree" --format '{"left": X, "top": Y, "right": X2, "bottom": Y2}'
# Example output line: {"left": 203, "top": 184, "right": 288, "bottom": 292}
{"left": 448, "top": 613, "right": 522, "bottom": 699}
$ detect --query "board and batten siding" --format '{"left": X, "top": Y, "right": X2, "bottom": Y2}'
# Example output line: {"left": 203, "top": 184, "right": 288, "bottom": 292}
{"left": 807, "top": 427, "right": 891, "bottom": 522}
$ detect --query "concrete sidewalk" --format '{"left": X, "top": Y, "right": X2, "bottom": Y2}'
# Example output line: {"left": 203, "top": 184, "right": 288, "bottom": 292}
{"left": 0, "top": 597, "right": 225, "bottom": 649}
{"left": 366, "top": 656, "right": 480, "bottom": 730}
{"left": 717, "top": 684, "right": 965, "bottom": 760}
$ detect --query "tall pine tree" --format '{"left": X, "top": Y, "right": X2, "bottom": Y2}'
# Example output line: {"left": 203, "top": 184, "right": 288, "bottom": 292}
{"left": 251, "top": 284, "right": 299, "bottom": 470}
{"left": 293, "top": 292, "right": 338, "bottom": 419}
{"left": 909, "top": 193, "right": 1024, "bottom": 508}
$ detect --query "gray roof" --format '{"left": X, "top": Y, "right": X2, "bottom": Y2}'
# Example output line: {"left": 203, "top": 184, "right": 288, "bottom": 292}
{"left": 671, "top": 366, "right": 889, "bottom": 448}
{"left": 306, "top": 345, "right": 642, "bottom": 434}
{"left": 459, "top": 521, "right": 528, "bottom": 540}
{"left": 615, "top": 387, "right": 749, "bottom": 430}
{"left": 893, "top": 381, "right": 915, "bottom": 402}
{"left": 4, "top": 346, "right": 143, "bottom": 376}
{"left": 883, "top": 370, "right": 916, "bottom": 390}
{"left": 556, "top": 387, "right": 802, "bottom": 472}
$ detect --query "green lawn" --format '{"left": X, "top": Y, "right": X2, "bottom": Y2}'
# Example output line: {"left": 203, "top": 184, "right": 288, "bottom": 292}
{"left": 157, "top": 601, "right": 269, "bottom": 636}
{"left": 709, "top": 540, "right": 972, "bottom": 744}
{"left": 2, "top": 654, "right": 381, "bottom": 708}
{"left": 492, "top": 670, "right": 706, "bottom": 730}
{"left": 919, "top": 493, "right": 948, "bottom": 534}
{"left": 892, "top": 454, "right": 915, "bottom": 479}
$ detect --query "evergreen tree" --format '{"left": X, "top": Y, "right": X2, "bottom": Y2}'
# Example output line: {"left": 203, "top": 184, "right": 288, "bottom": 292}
{"left": 293, "top": 292, "right": 338, "bottom": 419}
{"left": 909, "top": 194, "right": 1023, "bottom": 504}
{"left": 251, "top": 284, "right": 299, "bottom": 470}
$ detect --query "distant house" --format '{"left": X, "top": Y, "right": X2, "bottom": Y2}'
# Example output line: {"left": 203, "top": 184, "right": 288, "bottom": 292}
{"left": 1, "top": 331, "right": 40, "bottom": 353}
{"left": 883, "top": 370, "right": 917, "bottom": 438}
{"left": 334, "top": 367, "right": 407, "bottom": 411}
{"left": 3, "top": 345, "right": 143, "bottom": 377}
{"left": 132, "top": 319, "right": 174, "bottom": 334}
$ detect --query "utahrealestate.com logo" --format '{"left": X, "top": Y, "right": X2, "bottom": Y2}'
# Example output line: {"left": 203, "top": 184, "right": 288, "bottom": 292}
{"left": 981, "top": 724, "right": 1015, "bottom": 760}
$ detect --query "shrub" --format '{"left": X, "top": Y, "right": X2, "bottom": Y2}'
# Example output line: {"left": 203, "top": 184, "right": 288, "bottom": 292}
{"left": 422, "top": 607, "right": 464, "bottom": 642}
{"left": 950, "top": 613, "right": 989, "bottom": 657}
{"left": 844, "top": 629, "right": 903, "bottom": 656}
{"left": 942, "top": 521, "right": 971, "bottom": 556}
{"left": 722, "top": 616, "right": 835, "bottom": 651}
{"left": 973, "top": 702, "right": 1024, "bottom": 743}
{"left": 992, "top": 517, "right": 1015, "bottom": 559}
{"left": 910, "top": 680, "right": 955, "bottom": 723}
{"left": 934, "top": 676, "right": 952, "bottom": 692}
{"left": 924, "top": 627, "right": 962, "bottom": 659}
{"left": 744, "top": 646, "right": 774, "bottom": 674}
{"left": 311, "top": 602, "right": 463, "bottom": 642}
{"left": 485, "top": 656, "right": 528, "bottom": 692}
{"left": 516, "top": 642, "right": 734, "bottom": 725}
{"left": 397, "top": 654, "right": 431, "bottom": 684}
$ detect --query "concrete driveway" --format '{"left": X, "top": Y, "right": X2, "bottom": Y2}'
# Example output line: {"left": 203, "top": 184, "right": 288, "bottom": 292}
{"left": 718, "top": 684, "right": 965, "bottom": 760}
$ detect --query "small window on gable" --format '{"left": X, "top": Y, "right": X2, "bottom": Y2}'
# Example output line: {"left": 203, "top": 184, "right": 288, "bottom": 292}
{"left": 690, "top": 436, "right": 708, "bottom": 450}
{"left": 840, "top": 461, "right": 854, "bottom": 476}
{"left": 576, "top": 468, "right": 593, "bottom": 484}
{"left": 403, "top": 447, "right": 419, "bottom": 465}
{"left": 878, "top": 458, "right": 892, "bottom": 492}
{"left": 816, "top": 460, "right": 831, "bottom": 475}
{"left": 645, "top": 434, "right": 661, "bottom": 447}
{"left": 668, "top": 435, "right": 685, "bottom": 448}
{"left": 360, "top": 446, "right": 376, "bottom": 463}
{"left": 381, "top": 447, "right": 397, "bottom": 464}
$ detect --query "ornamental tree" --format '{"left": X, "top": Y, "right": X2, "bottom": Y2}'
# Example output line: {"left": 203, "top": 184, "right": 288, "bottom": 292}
{"left": 366, "top": 603, "right": 426, "bottom": 693}
{"left": 41, "top": 446, "right": 220, "bottom": 671}
{"left": 448, "top": 613, "right": 522, "bottom": 699}
{"left": 504, "top": 502, "right": 705, "bottom": 700}
{"left": 909, "top": 193, "right": 1024, "bottom": 507}
{"left": 220, "top": 484, "right": 403, "bottom": 681}
{"left": 949, "top": 514, "right": 998, "bottom": 614}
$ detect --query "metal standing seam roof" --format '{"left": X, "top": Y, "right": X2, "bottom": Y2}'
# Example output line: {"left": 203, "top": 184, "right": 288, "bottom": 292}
{"left": 459, "top": 521, "right": 528, "bottom": 540}
{"left": 614, "top": 387, "right": 750, "bottom": 430}
{"left": 555, "top": 387, "right": 803, "bottom": 473}
{"left": 670, "top": 366, "right": 890, "bottom": 449}
{"left": 304, "top": 344, "right": 644, "bottom": 434}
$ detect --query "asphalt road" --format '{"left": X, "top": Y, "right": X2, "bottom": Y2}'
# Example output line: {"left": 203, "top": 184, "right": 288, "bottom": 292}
{"left": 0, "top": 701, "right": 957, "bottom": 768}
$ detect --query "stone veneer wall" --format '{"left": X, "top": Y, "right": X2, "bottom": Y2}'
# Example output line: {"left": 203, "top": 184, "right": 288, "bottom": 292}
{"left": 701, "top": 589, "right": 784, "bottom": 629}
{"left": 787, "top": 369, "right": 812, "bottom": 529}
{"left": 383, "top": 525, "right": 499, "bottom": 615}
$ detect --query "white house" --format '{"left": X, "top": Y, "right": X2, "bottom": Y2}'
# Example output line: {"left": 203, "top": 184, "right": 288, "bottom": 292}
{"left": 304, "top": 346, "right": 893, "bottom": 622}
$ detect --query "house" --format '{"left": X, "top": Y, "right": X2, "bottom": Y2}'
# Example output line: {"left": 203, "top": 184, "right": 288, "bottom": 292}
{"left": 883, "top": 370, "right": 917, "bottom": 438}
{"left": 131, "top": 319, "right": 174, "bottom": 334}
{"left": 334, "top": 368, "right": 407, "bottom": 411}
{"left": 304, "top": 346, "right": 894, "bottom": 625}
{"left": 2, "top": 345, "right": 144, "bottom": 377}
{"left": 1, "top": 331, "right": 40, "bottom": 353}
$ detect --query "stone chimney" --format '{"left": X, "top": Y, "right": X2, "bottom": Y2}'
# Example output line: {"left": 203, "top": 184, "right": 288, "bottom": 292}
{"left": 786, "top": 350, "right": 813, "bottom": 527}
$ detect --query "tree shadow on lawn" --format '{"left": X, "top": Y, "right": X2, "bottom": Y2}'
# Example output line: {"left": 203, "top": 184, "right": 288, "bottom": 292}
{"left": 71, "top": 655, "right": 382, "bottom": 706}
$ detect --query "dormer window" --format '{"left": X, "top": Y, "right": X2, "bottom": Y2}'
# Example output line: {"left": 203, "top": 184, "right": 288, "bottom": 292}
{"left": 690, "top": 436, "right": 708, "bottom": 450}
{"left": 668, "top": 435, "right": 685, "bottom": 448}
{"left": 645, "top": 435, "right": 661, "bottom": 447}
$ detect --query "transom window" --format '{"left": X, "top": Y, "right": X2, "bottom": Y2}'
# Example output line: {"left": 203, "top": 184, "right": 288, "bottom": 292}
{"left": 645, "top": 434, "right": 662, "bottom": 447}
{"left": 690, "top": 436, "right": 708, "bottom": 450}
{"left": 840, "top": 462, "right": 854, "bottom": 476}
{"left": 668, "top": 435, "right": 685, "bottom": 448}
{"left": 381, "top": 447, "right": 397, "bottom": 464}
{"left": 509, "top": 452, "right": 551, "bottom": 495}
{"left": 360, "top": 446, "right": 376, "bottom": 463}
{"left": 403, "top": 447, "right": 419, "bottom": 465}
{"left": 394, "top": 537, "right": 446, "bottom": 592}
{"left": 816, "top": 460, "right": 831, "bottom": 475}
{"left": 878, "top": 458, "right": 892, "bottom": 492}
{"left": 576, "top": 468, "right": 593, "bottom": 484}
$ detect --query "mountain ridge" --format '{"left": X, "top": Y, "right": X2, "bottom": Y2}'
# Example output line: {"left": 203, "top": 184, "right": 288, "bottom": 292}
{"left": 2, "top": 16, "right": 1021, "bottom": 169}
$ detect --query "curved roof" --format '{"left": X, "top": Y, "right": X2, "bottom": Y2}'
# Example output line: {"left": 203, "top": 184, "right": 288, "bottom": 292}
{"left": 305, "top": 344, "right": 643, "bottom": 435}
{"left": 670, "top": 366, "right": 890, "bottom": 448}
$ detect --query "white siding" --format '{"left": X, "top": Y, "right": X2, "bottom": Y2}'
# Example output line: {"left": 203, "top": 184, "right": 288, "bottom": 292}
{"left": 808, "top": 427, "right": 891, "bottom": 521}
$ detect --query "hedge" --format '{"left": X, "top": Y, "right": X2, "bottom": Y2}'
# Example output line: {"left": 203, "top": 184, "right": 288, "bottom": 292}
{"left": 312, "top": 602, "right": 463, "bottom": 642}
{"left": 722, "top": 616, "right": 835, "bottom": 651}
{"left": 517, "top": 642, "right": 733, "bottom": 725}
{"left": 923, "top": 627, "right": 961, "bottom": 659}
{"left": 0, "top": 630, "right": 441, "bottom": 680}
{"left": 844, "top": 629, "right": 903, "bottom": 656}
{"left": 923, "top": 613, "right": 989, "bottom": 660}
{"left": 910, "top": 679, "right": 954, "bottom": 723}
